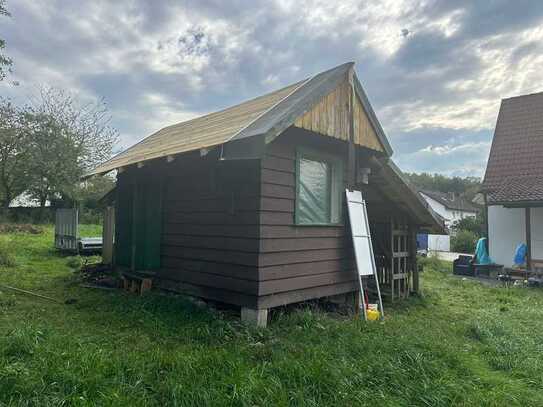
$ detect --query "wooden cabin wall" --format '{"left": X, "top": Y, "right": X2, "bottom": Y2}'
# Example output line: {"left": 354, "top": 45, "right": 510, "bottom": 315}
{"left": 117, "top": 152, "right": 262, "bottom": 308}
{"left": 256, "top": 128, "right": 359, "bottom": 309}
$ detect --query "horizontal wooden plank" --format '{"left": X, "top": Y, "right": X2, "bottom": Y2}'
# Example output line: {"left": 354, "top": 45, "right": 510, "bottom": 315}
{"left": 260, "top": 237, "right": 348, "bottom": 253}
{"left": 257, "top": 281, "right": 358, "bottom": 309}
{"left": 161, "top": 257, "right": 258, "bottom": 280}
{"left": 162, "top": 223, "right": 259, "bottom": 238}
{"left": 260, "top": 197, "right": 294, "bottom": 213}
{"left": 167, "top": 211, "right": 260, "bottom": 225}
{"left": 163, "top": 234, "right": 259, "bottom": 253}
{"left": 261, "top": 168, "right": 295, "bottom": 187}
{"left": 260, "top": 211, "right": 294, "bottom": 226}
{"left": 259, "top": 270, "right": 356, "bottom": 296}
{"left": 258, "top": 247, "right": 352, "bottom": 267}
{"left": 259, "top": 258, "right": 355, "bottom": 280}
{"left": 157, "top": 268, "right": 258, "bottom": 294}
{"left": 155, "top": 278, "right": 257, "bottom": 308}
{"left": 164, "top": 196, "right": 260, "bottom": 212}
{"left": 260, "top": 225, "right": 345, "bottom": 239}
{"left": 261, "top": 155, "right": 295, "bottom": 173}
{"left": 162, "top": 245, "right": 258, "bottom": 266}
{"left": 261, "top": 183, "right": 294, "bottom": 200}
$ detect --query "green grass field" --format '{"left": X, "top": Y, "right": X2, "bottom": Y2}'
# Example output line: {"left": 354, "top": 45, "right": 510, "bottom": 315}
{"left": 1, "top": 226, "right": 543, "bottom": 406}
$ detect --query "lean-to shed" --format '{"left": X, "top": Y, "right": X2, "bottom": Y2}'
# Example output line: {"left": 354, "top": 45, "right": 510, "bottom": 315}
{"left": 90, "top": 62, "right": 442, "bottom": 326}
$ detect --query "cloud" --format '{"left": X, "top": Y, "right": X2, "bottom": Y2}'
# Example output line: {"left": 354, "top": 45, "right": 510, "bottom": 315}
{"left": 1, "top": 0, "right": 543, "bottom": 176}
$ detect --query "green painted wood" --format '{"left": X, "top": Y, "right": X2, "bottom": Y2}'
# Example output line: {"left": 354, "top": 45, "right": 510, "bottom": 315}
{"left": 115, "top": 178, "right": 133, "bottom": 267}
{"left": 142, "top": 180, "right": 163, "bottom": 269}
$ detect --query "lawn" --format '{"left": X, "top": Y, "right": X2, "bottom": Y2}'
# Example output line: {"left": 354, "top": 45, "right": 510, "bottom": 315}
{"left": 1, "top": 226, "right": 543, "bottom": 406}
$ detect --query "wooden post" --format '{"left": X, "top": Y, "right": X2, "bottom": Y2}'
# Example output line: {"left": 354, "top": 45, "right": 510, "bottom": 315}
{"left": 526, "top": 207, "right": 532, "bottom": 270}
{"left": 347, "top": 68, "right": 356, "bottom": 189}
{"left": 410, "top": 225, "right": 419, "bottom": 294}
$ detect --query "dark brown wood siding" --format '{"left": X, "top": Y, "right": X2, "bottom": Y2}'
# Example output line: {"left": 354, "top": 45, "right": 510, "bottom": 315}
{"left": 256, "top": 128, "right": 358, "bottom": 308}
{"left": 123, "top": 151, "right": 262, "bottom": 308}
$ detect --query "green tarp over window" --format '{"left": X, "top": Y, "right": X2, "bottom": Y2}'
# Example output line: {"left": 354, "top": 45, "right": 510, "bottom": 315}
{"left": 295, "top": 149, "right": 343, "bottom": 225}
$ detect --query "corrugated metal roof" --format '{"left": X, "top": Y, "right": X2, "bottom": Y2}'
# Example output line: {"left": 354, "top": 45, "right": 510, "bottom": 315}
{"left": 90, "top": 62, "right": 392, "bottom": 176}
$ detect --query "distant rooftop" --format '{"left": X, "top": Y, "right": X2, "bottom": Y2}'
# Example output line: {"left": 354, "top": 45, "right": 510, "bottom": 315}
{"left": 419, "top": 190, "right": 478, "bottom": 212}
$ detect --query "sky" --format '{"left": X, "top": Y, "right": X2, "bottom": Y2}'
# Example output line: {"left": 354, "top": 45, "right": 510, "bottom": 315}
{"left": 2, "top": 0, "right": 543, "bottom": 178}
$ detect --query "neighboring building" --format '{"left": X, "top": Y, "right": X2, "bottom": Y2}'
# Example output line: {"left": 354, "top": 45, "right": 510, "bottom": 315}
{"left": 482, "top": 91, "right": 543, "bottom": 268}
{"left": 419, "top": 190, "right": 478, "bottom": 228}
{"left": 9, "top": 191, "right": 51, "bottom": 208}
{"left": 89, "top": 62, "right": 443, "bottom": 326}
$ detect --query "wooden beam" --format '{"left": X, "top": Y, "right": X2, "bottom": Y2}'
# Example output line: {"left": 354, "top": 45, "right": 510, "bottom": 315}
{"left": 526, "top": 207, "right": 532, "bottom": 270}
{"left": 409, "top": 225, "right": 419, "bottom": 294}
{"left": 347, "top": 67, "right": 356, "bottom": 189}
{"left": 136, "top": 162, "right": 144, "bottom": 169}
{"left": 166, "top": 155, "right": 175, "bottom": 163}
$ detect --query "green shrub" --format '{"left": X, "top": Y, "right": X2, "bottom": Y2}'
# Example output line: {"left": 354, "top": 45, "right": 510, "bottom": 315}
{"left": 66, "top": 256, "right": 83, "bottom": 270}
{"left": 418, "top": 254, "right": 451, "bottom": 273}
{"left": 0, "top": 239, "right": 17, "bottom": 267}
{"left": 451, "top": 230, "right": 478, "bottom": 253}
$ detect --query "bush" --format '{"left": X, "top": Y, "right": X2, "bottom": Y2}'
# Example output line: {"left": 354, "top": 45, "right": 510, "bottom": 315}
{"left": 66, "top": 256, "right": 83, "bottom": 270}
{"left": 451, "top": 216, "right": 484, "bottom": 237}
{"left": 0, "top": 238, "right": 16, "bottom": 267}
{"left": 451, "top": 230, "right": 478, "bottom": 253}
{"left": 418, "top": 254, "right": 451, "bottom": 273}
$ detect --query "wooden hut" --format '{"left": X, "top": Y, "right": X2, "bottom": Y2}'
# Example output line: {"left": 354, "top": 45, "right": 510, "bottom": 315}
{"left": 89, "top": 62, "right": 442, "bottom": 326}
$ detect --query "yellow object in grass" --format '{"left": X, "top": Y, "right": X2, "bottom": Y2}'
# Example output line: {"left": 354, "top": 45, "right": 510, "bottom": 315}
{"left": 366, "top": 308, "right": 380, "bottom": 321}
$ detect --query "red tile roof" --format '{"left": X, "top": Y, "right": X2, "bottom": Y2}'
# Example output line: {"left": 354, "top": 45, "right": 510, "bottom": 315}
{"left": 482, "top": 91, "right": 543, "bottom": 204}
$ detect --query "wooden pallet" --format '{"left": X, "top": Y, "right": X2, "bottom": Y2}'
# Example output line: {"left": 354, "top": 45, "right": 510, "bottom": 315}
{"left": 121, "top": 271, "right": 153, "bottom": 295}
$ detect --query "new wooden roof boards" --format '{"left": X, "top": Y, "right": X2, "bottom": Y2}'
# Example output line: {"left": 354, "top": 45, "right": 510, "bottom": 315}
{"left": 89, "top": 62, "right": 392, "bottom": 176}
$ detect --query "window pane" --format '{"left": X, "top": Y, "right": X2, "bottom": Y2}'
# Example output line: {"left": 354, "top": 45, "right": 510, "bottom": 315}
{"left": 298, "top": 157, "right": 330, "bottom": 224}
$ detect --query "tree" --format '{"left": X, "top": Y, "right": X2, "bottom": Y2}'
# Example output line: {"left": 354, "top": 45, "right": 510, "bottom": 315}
{"left": 24, "top": 87, "right": 118, "bottom": 206}
{"left": 451, "top": 216, "right": 484, "bottom": 238}
{"left": 0, "top": 99, "right": 30, "bottom": 208}
{"left": 0, "top": 0, "right": 12, "bottom": 81}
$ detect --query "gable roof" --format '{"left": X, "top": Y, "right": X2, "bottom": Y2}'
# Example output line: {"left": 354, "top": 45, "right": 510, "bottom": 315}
{"left": 419, "top": 190, "right": 479, "bottom": 212}
{"left": 89, "top": 62, "right": 392, "bottom": 176}
{"left": 482, "top": 91, "right": 543, "bottom": 204}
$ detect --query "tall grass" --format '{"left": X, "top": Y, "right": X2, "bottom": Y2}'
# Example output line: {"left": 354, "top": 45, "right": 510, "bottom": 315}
{"left": 1, "top": 225, "right": 543, "bottom": 405}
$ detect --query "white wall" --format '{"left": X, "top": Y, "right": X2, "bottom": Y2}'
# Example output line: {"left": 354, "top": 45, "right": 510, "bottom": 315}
{"left": 530, "top": 207, "right": 543, "bottom": 261}
{"left": 428, "top": 234, "right": 450, "bottom": 252}
{"left": 488, "top": 205, "right": 525, "bottom": 267}
{"left": 420, "top": 193, "right": 476, "bottom": 228}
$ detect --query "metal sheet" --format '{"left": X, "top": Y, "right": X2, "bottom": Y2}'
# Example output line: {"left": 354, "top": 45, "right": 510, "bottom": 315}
{"left": 345, "top": 189, "right": 374, "bottom": 276}
{"left": 54, "top": 208, "right": 78, "bottom": 251}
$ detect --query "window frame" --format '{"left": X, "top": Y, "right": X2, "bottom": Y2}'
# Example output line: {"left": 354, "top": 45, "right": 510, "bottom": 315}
{"left": 294, "top": 147, "right": 344, "bottom": 226}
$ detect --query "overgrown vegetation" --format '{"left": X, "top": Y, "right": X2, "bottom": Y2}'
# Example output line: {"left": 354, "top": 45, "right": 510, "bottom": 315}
{"left": 1, "top": 226, "right": 543, "bottom": 405}
{"left": 451, "top": 229, "right": 479, "bottom": 253}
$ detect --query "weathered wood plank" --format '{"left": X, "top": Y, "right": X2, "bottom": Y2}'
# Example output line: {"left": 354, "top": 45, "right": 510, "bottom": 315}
{"left": 259, "top": 270, "right": 356, "bottom": 295}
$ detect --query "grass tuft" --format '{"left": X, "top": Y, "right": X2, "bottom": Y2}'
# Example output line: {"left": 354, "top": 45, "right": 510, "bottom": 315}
{"left": 0, "top": 238, "right": 17, "bottom": 267}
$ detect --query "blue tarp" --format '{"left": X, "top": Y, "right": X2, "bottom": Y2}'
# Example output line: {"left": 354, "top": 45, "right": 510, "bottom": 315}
{"left": 417, "top": 233, "right": 428, "bottom": 250}
{"left": 514, "top": 243, "right": 527, "bottom": 266}
{"left": 475, "top": 237, "right": 492, "bottom": 265}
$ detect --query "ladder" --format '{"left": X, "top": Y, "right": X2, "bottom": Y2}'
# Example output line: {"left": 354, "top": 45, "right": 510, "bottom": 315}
{"left": 345, "top": 189, "right": 384, "bottom": 321}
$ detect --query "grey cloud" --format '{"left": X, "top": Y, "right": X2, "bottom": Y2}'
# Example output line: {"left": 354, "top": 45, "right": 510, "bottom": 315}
{"left": 2, "top": 0, "right": 543, "bottom": 178}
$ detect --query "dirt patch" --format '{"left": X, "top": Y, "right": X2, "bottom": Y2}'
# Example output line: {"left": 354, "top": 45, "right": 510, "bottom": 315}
{"left": 0, "top": 224, "right": 43, "bottom": 234}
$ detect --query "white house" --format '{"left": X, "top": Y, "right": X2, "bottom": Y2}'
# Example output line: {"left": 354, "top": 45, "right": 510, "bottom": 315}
{"left": 419, "top": 190, "right": 478, "bottom": 229}
{"left": 482, "top": 91, "right": 543, "bottom": 268}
